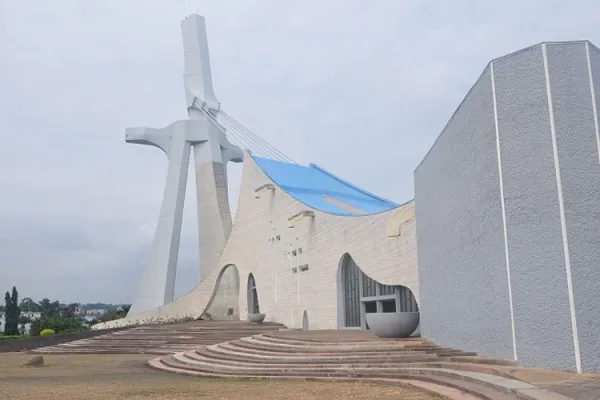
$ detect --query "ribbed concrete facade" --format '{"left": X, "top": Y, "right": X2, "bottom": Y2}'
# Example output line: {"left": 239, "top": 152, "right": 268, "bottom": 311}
{"left": 415, "top": 41, "right": 600, "bottom": 373}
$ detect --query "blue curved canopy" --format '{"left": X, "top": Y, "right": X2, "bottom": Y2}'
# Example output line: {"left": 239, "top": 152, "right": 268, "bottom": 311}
{"left": 252, "top": 156, "right": 398, "bottom": 216}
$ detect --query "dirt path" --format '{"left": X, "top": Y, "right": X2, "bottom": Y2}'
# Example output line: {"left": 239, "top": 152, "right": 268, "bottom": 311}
{"left": 0, "top": 353, "right": 439, "bottom": 400}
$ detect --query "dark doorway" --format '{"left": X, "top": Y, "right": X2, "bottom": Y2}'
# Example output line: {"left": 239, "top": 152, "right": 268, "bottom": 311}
{"left": 341, "top": 254, "right": 362, "bottom": 327}
{"left": 302, "top": 310, "right": 309, "bottom": 331}
{"left": 338, "top": 253, "right": 419, "bottom": 329}
{"left": 247, "top": 273, "right": 260, "bottom": 314}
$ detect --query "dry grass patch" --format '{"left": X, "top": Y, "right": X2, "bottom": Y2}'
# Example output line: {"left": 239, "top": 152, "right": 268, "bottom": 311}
{"left": 0, "top": 353, "right": 439, "bottom": 400}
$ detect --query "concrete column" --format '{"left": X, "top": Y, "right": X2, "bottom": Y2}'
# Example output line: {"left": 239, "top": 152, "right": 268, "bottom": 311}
{"left": 358, "top": 273, "right": 366, "bottom": 329}
{"left": 126, "top": 124, "right": 191, "bottom": 315}
{"left": 395, "top": 287, "right": 402, "bottom": 312}
{"left": 126, "top": 119, "right": 241, "bottom": 317}
{"left": 193, "top": 157, "right": 233, "bottom": 282}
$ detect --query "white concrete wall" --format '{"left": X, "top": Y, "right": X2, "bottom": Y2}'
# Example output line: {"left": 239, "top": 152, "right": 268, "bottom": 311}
{"left": 223, "top": 155, "right": 418, "bottom": 330}
{"left": 94, "top": 154, "right": 417, "bottom": 330}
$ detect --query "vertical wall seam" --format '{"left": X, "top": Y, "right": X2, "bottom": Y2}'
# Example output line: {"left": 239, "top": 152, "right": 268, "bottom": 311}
{"left": 490, "top": 62, "right": 518, "bottom": 361}
{"left": 542, "top": 43, "right": 583, "bottom": 373}
{"left": 585, "top": 42, "right": 600, "bottom": 164}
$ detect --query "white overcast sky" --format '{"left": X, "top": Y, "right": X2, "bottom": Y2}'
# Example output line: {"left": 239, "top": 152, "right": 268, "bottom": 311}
{"left": 1, "top": 0, "right": 598, "bottom": 304}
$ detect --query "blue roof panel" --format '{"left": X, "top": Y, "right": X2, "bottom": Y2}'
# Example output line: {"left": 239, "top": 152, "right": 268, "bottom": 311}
{"left": 252, "top": 156, "right": 398, "bottom": 216}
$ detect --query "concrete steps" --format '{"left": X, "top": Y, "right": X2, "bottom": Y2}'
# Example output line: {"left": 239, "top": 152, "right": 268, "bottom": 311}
{"left": 31, "top": 320, "right": 284, "bottom": 355}
{"left": 149, "top": 330, "right": 572, "bottom": 399}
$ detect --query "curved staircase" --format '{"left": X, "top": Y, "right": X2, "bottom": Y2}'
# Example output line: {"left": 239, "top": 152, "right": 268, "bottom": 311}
{"left": 31, "top": 321, "right": 284, "bottom": 355}
{"left": 149, "top": 330, "right": 575, "bottom": 400}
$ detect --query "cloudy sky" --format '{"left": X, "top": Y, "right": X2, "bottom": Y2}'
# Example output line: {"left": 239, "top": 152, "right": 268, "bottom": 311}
{"left": 1, "top": 0, "right": 598, "bottom": 304}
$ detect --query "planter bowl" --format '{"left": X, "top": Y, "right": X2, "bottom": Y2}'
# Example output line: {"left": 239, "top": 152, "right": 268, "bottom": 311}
{"left": 247, "top": 313, "right": 266, "bottom": 323}
{"left": 365, "top": 312, "right": 420, "bottom": 338}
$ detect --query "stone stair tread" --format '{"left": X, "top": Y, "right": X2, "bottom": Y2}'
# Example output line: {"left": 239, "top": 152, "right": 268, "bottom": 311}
{"left": 221, "top": 342, "right": 430, "bottom": 357}
{"left": 156, "top": 356, "right": 520, "bottom": 399}
{"left": 149, "top": 357, "right": 486, "bottom": 400}
{"left": 182, "top": 350, "right": 511, "bottom": 373}
{"left": 31, "top": 320, "right": 285, "bottom": 355}
{"left": 448, "top": 355, "right": 516, "bottom": 366}
{"left": 200, "top": 346, "right": 443, "bottom": 363}
{"left": 260, "top": 333, "right": 432, "bottom": 344}
{"left": 233, "top": 337, "right": 416, "bottom": 353}
{"left": 170, "top": 352, "right": 519, "bottom": 382}
{"left": 174, "top": 353, "right": 447, "bottom": 372}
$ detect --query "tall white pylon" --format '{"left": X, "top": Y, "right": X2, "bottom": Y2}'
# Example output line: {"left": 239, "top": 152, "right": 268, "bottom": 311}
{"left": 126, "top": 15, "right": 243, "bottom": 316}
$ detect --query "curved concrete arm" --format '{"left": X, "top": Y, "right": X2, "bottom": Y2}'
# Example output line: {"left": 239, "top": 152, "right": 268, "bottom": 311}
{"left": 220, "top": 135, "right": 244, "bottom": 163}
{"left": 125, "top": 127, "right": 171, "bottom": 155}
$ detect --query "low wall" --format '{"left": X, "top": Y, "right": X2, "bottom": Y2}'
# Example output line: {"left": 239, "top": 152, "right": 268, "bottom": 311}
{"left": 0, "top": 327, "right": 129, "bottom": 353}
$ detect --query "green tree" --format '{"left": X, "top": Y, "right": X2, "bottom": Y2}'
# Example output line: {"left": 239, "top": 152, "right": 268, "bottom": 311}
{"left": 28, "top": 298, "right": 89, "bottom": 336}
{"left": 29, "top": 315, "right": 89, "bottom": 336}
{"left": 97, "top": 304, "right": 130, "bottom": 322}
{"left": 62, "top": 303, "right": 80, "bottom": 319}
{"left": 3, "top": 287, "right": 20, "bottom": 335}
{"left": 4, "top": 291, "right": 12, "bottom": 335}
{"left": 39, "top": 298, "right": 60, "bottom": 318}
{"left": 10, "top": 287, "right": 20, "bottom": 335}
{"left": 19, "top": 297, "right": 40, "bottom": 312}
{"left": 11, "top": 287, "right": 19, "bottom": 314}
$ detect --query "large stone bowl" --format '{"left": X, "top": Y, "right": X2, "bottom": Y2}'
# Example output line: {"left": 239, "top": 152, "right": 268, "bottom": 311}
{"left": 365, "top": 312, "right": 420, "bottom": 338}
{"left": 247, "top": 313, "right": 266, "bottom": 324}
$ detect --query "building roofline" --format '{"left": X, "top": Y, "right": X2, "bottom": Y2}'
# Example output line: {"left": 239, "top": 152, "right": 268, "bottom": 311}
{"left": 250, "top": 155, "right": 408, "bottom": 217}
{"left": 308, "top": 163, "right": 398, "bottom": 207}
{"left": 414, "top": 40, "right": 597, "bottom": 173}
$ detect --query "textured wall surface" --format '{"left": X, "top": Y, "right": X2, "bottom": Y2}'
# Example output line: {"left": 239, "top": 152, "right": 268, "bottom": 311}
{"left": 415, "top": 41, "right": 600, "bottom": 372}
{"left": 550, "top": 43, "right": 600, "bottom": 373}
{"left": 494, "top": 44, "right": 575, "bottom": 371}
{"left": 194, "top": 161, "right": 234, "bottom": 283}
{"left": 414, "top": 66, "right": 514, "bottom": 360}
{"left": 95, "top": 153, "right": 418, "bottom": 331}
{"left": 219, "top": 157, "right": 418, "bottom": 330}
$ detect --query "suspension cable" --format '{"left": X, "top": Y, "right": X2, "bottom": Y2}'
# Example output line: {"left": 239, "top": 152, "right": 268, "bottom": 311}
{"left": 190, "top": 101, "right": 296, "bottom": 164}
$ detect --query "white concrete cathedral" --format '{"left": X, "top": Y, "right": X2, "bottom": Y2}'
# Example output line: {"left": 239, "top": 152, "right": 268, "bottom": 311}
{"left": 93, "top": 14, "right": 600, "bottom": 375}
{"left": 96, "top": 150, "right": 418, "bottom": 330}
{"left": 94, "top": 14, "right": 418, "bottom": 330}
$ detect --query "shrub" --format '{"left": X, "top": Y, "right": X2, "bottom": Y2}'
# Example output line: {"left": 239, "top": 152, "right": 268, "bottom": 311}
{"left": 40, "top": 329, "right": 55, "bottom": 336}
{"left": 29, "top": 315, "right": 89, "bottom": 336}
{"left": 0, "top": 335, "right": 23, "bottom": 341}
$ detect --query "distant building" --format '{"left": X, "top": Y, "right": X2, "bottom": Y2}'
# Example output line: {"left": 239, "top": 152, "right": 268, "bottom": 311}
{"left": 86, "top": 309, "right": 106, "bottom": 316}
{"left": 0, "top": 311, "right": 41, "bottom": 334}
